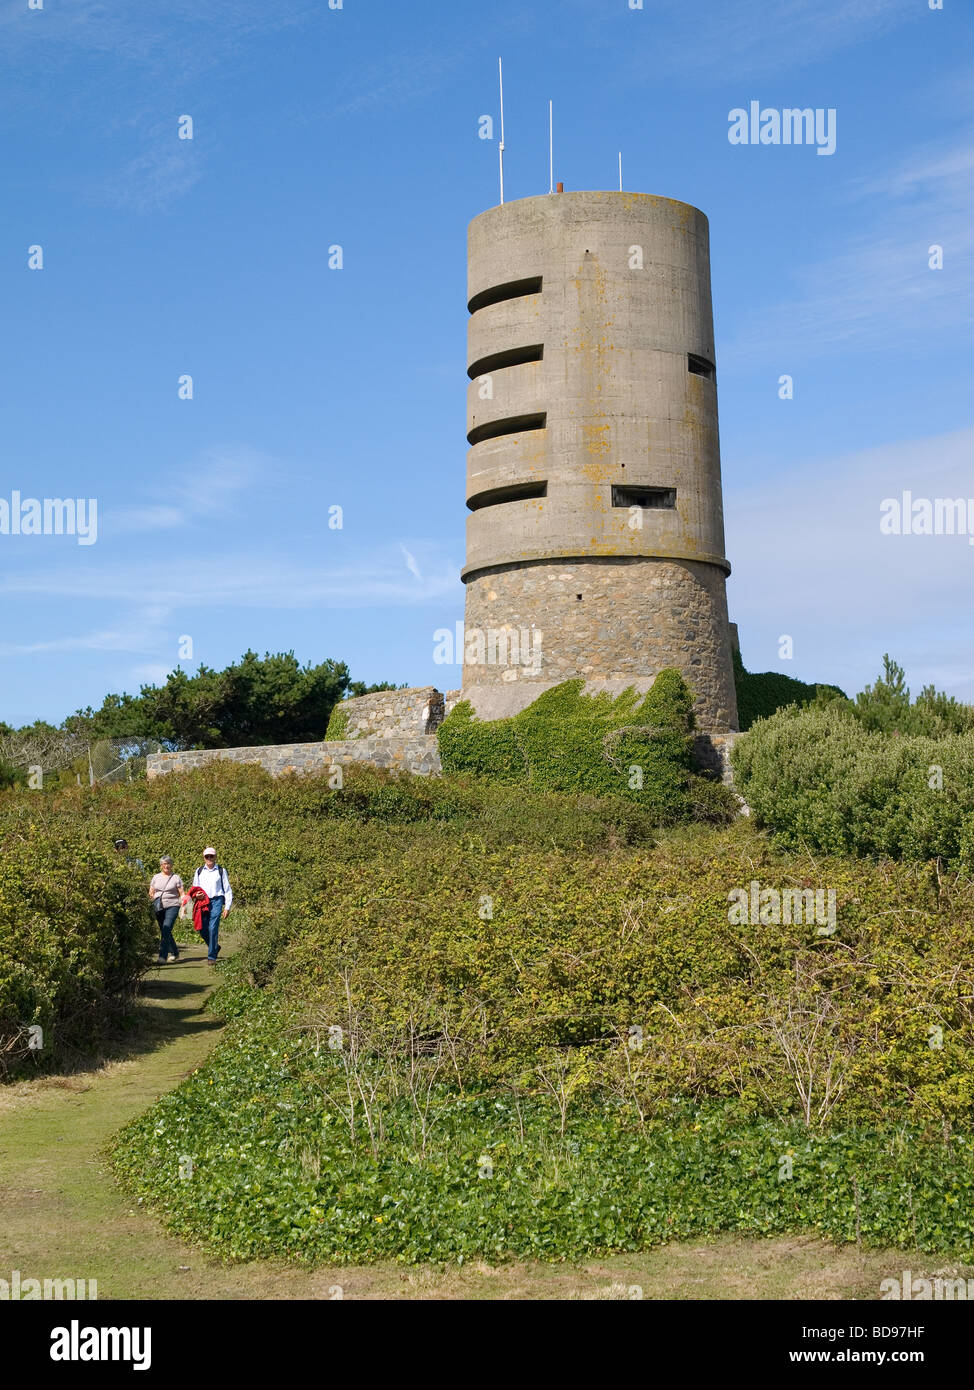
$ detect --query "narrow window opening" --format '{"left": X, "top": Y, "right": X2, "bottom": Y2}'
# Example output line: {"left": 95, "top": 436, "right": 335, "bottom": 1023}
{"left": 576, "top": 594, "right": 582, "bottom": 601}
{"left": 687, "top": 353, "right": 715, "bottom": 379}
{"left": 468, "top": 344, "right": 544, "bottom": 380}
{"left": 468, "top": 276, "right": 543, "bottom": 315}
{"left": 467, "top": 480, "right": 547, "bottom": 512}
{"left": 611, "top": 485, "right": 677, "bottom": 510}
{"left": 467, "top": 412, "right": 547, "bottom": 447}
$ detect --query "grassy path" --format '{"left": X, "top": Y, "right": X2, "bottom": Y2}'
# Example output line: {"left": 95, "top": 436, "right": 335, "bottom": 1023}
{"left": 1, "top": 943, "right": 965, "bottom": 1300}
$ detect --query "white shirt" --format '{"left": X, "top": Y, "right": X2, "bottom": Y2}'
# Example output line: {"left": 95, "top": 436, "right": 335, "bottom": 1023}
{"left": 193, "top": 863, "right": 233, "bottom": 908}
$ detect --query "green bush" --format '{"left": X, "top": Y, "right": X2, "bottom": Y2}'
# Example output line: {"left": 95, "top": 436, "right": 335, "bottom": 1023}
{"left": 733, "top": 650, "right": 845, "bottom": 731}
{"left": 438, "top": 674, "right": 736, "bottom": 823}
{"left": 0, "top": 761, "right": 657, "bottom": 917}
{"left": 0, "top": 822, "right": 154, "bottom": 1071}
{"left": 732, "top": 702, "right": 974, "bottom": 868}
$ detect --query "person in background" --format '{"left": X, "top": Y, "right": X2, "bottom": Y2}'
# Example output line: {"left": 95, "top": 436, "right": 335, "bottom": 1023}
{"left": 148, "top": 855, "right": 184, "bottom": 964}
{"left": 192, "top": 848, "right": 233, "bottom": 965}
{"left": 114, "top": 837, "right": 144, "bottom": 871}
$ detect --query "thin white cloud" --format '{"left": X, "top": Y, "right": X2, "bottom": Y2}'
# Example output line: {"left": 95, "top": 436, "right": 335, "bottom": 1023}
{"left": 111, "top": 505, "right": 183, "bottom": 535}
{"left": 725, "top": 135, "right": 974, "bottom": 362}
{"left": 0, "top": 546, "right": 461, "bottom": 611}
{"left": 0, "top": 1, "right": 318, "bottom": 75}
{"left": 89, "top": 143, "right": 204, "bottom": 215}
{"left": 0, "top": 606, "right": 170, "bottom": 658}
{"left": 106, "top": 447, "right": 264, "bottom": 536}
{"left": 725, "top": 423, "right": 974, "bottom": 700}
{"left": 567, "top": 0, "right": 919, "bottom": 79}
{"left": 400, "top": 544, "right": 424, "bottom": 582}
{"left": 129, "top": 663, "right": 173, "bottom": 686}
{"left": 692, "top": 0, "right": 915, "bottom": 70}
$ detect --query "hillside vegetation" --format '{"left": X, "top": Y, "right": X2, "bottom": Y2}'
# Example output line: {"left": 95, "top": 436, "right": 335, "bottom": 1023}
{"left": 6, "top": 652, "right": 973, "bottom": 1265}
{"left": 0, "top": 766, "right": 651, "bottom": 1069}
{"left": 80, "top": 760, "right": 974, "bottom": 1265}
{"left": 0, "top": 821, "right": 152, "bottom": 1073}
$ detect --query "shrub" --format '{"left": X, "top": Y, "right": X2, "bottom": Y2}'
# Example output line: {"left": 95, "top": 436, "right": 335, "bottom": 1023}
{"left": 854, "top": 655, "right": 974, "bottom": 737}
{"left": 251, "top": 821, "right": 974, "bottom": 1129}
{"left": 731, "top": 702, "right": 974, "bottom": 868}
{"left": 324, "top": 705, "right": 349, "bottom": 740}
{"left": 438, "top": 674, "right": 735, "bottom": 823}
{"left": 0, "top": 822, "right": 154, "bottom": 1071}
{"left": 0, "top": 761, "right": 657, "bottom": 910}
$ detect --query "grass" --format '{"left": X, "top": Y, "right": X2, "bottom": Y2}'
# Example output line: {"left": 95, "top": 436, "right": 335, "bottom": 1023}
{"left": 0, "top": 934, "right": 971, "bottom": 1299}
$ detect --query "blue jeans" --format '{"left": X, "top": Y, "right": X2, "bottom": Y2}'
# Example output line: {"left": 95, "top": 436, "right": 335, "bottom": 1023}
{"left": 155, "top": 903, "right": 180, "bottom": 959}
{"left": 202, "top": 896, "right": 224, "bottom": 960}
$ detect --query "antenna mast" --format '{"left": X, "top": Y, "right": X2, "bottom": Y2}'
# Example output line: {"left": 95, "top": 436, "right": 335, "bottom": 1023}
{"left": 618, "top": 151, "right": 623, "bottom": 192}
{"left": 498, "top": 58, "right": 506, "bottom": 204}
{"left": 549, "top": 100, "right": 554, "bottom": 194}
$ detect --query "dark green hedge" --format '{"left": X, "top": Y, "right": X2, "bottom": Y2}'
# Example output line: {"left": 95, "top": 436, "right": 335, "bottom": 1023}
{"left": 733, "top": 650, "right": 845, "bottom": 731}
{"left": 0, "top": 823, "right": 154, "bottom": 1072}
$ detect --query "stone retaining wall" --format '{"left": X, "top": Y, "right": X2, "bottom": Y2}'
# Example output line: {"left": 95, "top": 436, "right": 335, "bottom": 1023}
{"left": 147, "top": 734, "right": 442, "bottom": 780}
{"left": 330, "top": 687, "right": 444, "bottom": 739}
{"left": 463, "top": 557, "right": 739, "bottom": 733}
{"left": 692, "top": 731, "right": 738, "bottom": 784}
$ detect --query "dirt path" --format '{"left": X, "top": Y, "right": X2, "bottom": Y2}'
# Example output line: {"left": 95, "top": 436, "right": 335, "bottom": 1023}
{"left": 0, "top": 945, "right": 961, "bottom": 1300}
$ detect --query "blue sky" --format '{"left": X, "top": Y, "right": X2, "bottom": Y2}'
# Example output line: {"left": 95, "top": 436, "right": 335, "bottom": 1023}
{"left": 1, "top": 0, "right": 971, "bottom": 726}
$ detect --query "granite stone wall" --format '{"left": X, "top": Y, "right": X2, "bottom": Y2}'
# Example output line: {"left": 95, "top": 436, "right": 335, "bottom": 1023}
{"left": 692, "top": 732, "right": 739, "bottom": 784}
{"left": 147, "top": 734, "right": 442, "bottom": 780}
{"left": 462, "top": 555, "right": 738, "bottom": 731}
{"left": 146, "top": 684, "right": 739, "bottom": 787}
{"left": 331, "top": 687, "right": 445, "bottom": 738}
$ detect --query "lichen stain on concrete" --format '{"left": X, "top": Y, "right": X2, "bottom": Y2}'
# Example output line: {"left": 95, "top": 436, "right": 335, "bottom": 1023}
{"left": 582, "top": 420, "right": 611, "bottom": 459}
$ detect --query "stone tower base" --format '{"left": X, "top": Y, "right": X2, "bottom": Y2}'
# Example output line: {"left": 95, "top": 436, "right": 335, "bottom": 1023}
{"left": 462, "top": 555, "right": 738, "bottom": 732}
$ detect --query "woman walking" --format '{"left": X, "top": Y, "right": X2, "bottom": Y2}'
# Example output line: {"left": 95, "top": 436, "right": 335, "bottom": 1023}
{"left": 148, "top": 855, "right": 184, "bottom": 964}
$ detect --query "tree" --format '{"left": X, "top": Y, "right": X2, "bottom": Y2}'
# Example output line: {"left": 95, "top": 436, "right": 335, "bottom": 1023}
{"left": 3, "top": 653, "right": 406, "bottom": 763}
{"left": 853, "top": 656, "right": 974, "bottom": 737}
{"left": 135, "top": 651, "right": 356, "bottom": 748}
{"left": 0, "top": 720, "right": 85, "bottom": 783}
{"left": 347, "top": 680, "right": 407, "bottom": 698}
{"left": 854, "top": 654, "right": 910, "bottom": 733}
{"left": 66, "top": 693, "right": 160, "bottom": 744}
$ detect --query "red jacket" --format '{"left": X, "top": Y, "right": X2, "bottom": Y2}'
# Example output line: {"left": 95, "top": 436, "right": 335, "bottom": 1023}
{"left": 186, "top": 886, "right": 211, "bottom": 933}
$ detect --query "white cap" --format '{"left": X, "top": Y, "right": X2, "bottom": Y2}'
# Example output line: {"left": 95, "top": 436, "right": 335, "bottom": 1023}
{"left": 203, "top": 847, "right": 217, "bottom": 857}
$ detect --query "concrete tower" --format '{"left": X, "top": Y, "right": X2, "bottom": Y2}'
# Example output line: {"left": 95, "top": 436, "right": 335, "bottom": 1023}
{"left": 461, "top": 189, "right": 738, "bottom": 733}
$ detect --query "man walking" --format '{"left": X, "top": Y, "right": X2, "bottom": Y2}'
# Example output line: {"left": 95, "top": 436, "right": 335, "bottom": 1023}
{"left": 192, "top": 848, "right": 233, "bottom": 964}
